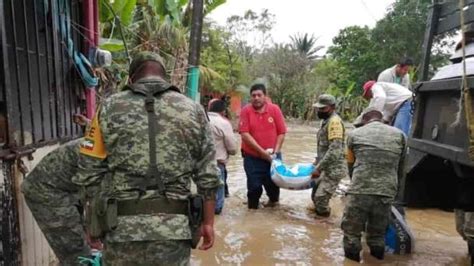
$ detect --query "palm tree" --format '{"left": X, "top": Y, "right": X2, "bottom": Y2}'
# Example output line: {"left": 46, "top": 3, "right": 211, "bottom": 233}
{"left": 290, "top": 33, "right": 324, "bottom": 60}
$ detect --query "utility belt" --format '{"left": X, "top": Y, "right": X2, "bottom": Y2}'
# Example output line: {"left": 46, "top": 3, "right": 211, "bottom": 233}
{"left": 117, "top": 198, "right": 188, "bottom": 215}
{"left": 86, "top": 193, "right": 204, "bottom": 249}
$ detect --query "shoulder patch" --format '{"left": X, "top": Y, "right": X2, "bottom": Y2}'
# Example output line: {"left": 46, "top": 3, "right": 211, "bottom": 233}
{"left": 79, "top": 111, "right": 107, "bottom": 159}
{"left": 328, "top": 116, "right": 344, "bottom": 140}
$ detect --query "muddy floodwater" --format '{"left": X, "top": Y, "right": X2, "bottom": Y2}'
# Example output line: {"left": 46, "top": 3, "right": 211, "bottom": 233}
{"left": 191, "top": 123, "right": 470, "bottom": 265}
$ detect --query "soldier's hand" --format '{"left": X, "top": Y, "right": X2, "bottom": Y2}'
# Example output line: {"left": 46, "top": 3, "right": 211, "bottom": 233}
{"left": 85, "top": 230, "right": 103, "bottom": 250}
{"left": 199, "top": 224, "right": 214, "bottom": 250}
{"left": 73, "top": 113, "right": 90, "bottom": 126}
{"left": 311, "top": 169, "right": 321, "bottom": 179}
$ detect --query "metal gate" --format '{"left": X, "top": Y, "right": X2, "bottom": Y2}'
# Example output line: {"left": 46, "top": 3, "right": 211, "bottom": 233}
{"left": 0, "top": 0, "right": 86, "bottom": 264}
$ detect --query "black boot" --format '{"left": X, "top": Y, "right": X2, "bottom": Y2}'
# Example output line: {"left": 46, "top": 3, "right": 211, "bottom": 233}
{"left": 370, "top": 246, "right": 385, "bottom": 260}
{"left": 225, "top": 182, "right": 229, "bottom": 197}
{"left": 344, "top": 249, "right": 360, "bottom": 263}
{"left": 315, "top": 209, "right": 331, "bottom": 218}
{"left": 315, "top": 206, "right": 331, "bottom": 218}
{"left": 468, "top": 240, "right": 474, "bottom": 266}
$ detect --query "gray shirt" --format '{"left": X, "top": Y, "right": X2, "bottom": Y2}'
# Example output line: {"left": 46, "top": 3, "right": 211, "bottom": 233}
{"left": 208, "top": 112, "right": 237, "bottom": 164}
{"left": 378, "top": 65, "right": 411, "bottom": 90}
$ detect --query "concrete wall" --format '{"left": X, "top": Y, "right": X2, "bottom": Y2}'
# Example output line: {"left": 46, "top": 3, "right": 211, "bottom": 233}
{"left": 9, "top": 144, "right": 60, "bottom": 265}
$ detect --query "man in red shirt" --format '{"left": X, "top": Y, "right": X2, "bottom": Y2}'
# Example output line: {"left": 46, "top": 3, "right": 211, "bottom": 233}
{"left": 239, "top": 84, "right": 287, "bottom": 209}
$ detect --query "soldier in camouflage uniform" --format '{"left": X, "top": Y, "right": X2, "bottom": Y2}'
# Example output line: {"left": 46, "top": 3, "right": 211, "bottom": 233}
{"left": 455, "top": 209, "right": 474, "bottom": 264}
{"left": 72, "top": 52, "right": 221, "bottom": 265}
{"left": 342, "top": 108, "right": 406, "bottom": 262}
{"left": 21, "top": 138, "right": 95, "bottom": 265}
{"left": 311, "top": 94, "right": 348, "bottom": 217}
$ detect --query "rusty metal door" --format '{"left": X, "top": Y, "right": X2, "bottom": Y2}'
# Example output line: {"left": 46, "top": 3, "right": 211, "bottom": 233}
{"left": 0, "top": 0, "right": 86, "bottom": 264}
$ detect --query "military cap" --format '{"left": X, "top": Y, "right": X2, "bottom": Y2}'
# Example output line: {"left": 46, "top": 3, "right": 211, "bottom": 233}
{"left": 129, "top": 51, "right": 166, "bottom": 76}
{"left": 313, "top": 94, "right": 336, "bottom": 108}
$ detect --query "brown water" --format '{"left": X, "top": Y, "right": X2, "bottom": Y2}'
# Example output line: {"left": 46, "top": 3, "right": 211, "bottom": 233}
{"left": 192, "top": 124, "right": 470, "bottom": 265}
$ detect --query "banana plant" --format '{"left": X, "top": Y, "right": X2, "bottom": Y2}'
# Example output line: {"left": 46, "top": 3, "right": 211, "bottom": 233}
{"left": 98, "top": 0, "right": 227, "bottom": 90}
{"left": 326, "top": 82, "right": 367, "bottom": 121}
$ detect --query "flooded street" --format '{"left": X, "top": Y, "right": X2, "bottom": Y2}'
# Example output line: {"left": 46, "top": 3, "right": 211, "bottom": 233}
{"left": 192, "top": 123, "right": 469, "bottom": 265}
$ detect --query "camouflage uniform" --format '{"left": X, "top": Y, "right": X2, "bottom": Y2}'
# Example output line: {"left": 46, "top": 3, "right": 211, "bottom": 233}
{"left": 455, "top": 209, "right": 474, "bottom": 255}
{"left": 21, "top": 139, "right": 92, "bottom": 265}
{"left": 72, "top": 52, "right": 221, "bottom": 265}
{"left": 342, "top": 121, "right": 406, "bottom": 257}
{"left": 312, "top": 112, "right": 348, "bottom": 215}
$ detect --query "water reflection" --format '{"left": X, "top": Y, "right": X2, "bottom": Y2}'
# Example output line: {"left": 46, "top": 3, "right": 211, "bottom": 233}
{"left": 192, "top": 123, "right": 469, "bottom": 265}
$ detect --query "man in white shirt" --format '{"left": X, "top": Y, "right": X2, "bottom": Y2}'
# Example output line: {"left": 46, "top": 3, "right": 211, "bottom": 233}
{"left": 377, "top": 57, "right": 413, "bottom": 90}
{"left": 362, "top": 81, "right": 413, "bottom": 136}
{"left": 208, "top": 99, "right": 237, "bottom": 214}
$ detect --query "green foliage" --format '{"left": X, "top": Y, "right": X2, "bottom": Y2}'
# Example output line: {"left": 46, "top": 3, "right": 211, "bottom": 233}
{"left": 225, "top": 9, "right": 276, "bottom": 59}
{"left": 99, "top": 0, "right": 137, "bottom": 33}
{"left": 290, "top": 33, "right": 323, "bottom": 60}
{"left": 204, "top": 0, "right": 227, "bottom": 16}
{"left": 246, "top": 44, "right": 318, "bottom": 119}
{"left": 98, "top": 0, "right": 226, "bottom": 91}
{"left": 326, "top": 83, "right": 367, "bottom": 121}
{"left": 100, "top": 0, "right": 227, "bottom": 50}
{"left": 328, "top": 26, "right": 381, "bottom": 89}
{"left": 328, "top": 0, "right": 452, "bottom": 90}
{"left": 371, "top": 0, "right": 432, "bottom": 65}
{"left": 96, "top": 0, "right": 454, "bottom": 121}
{"left": 200, "top": 22, "right": 245, "bottom": 92}
{"left": 99, "top": 38, "right": 125, "bottom": 52}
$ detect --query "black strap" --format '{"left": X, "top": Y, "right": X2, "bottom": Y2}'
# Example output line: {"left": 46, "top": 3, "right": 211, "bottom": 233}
{"left": 144, "top": 92, "right": 166, "bottom": 195}
{"left": 125, "top": 82, "right": 178, "bottom": 196}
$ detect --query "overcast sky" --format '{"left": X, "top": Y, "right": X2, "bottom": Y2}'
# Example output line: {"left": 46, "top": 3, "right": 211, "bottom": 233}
{"left": 209, "top": 0, "right": 395, "bottom": 53}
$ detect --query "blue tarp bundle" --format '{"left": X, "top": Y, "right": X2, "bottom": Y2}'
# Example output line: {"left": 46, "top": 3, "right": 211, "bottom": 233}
{"left": 385, "top": 206, "right": 415, "bottom": 254}
{"left": 270, "top": 159, "right": 315, "bottom": 190}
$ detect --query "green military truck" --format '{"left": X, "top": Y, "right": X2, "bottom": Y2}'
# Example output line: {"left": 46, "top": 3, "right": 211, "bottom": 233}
{"left": 403, "top": 0, "right": 474, "bottom": 211}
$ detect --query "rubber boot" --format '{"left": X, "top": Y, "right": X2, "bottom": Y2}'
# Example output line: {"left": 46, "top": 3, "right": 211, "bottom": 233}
{"left": 315, "top": 208, "right": 331, "bottom": 218}
{"left": 468, "top": 239, "right": 474, "bottom": 266}
{"left": 344, "top": 249, "right": 360, "bottom": 263}
{"left": 370, "top": 246, "right": 385, "bottom": 260}
{"left": 225, "top": 183, "right": 229, "bottom": 198}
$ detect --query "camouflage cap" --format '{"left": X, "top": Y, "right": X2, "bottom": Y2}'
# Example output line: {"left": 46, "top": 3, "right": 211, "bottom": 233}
{"left": 313, "top": 94, "right": 336, "bottom": 108}
{"left": 129, "top": 51, "right": 166, "bottom": 76}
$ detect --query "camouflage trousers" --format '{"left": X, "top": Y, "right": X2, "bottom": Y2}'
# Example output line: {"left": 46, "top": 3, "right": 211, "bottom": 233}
{"left": 312, "top": 170, "right": 345, "bottom": 214}
{"left": 341, "top": 194, "right": 392, "bottom": 253}
{"left": 103, "top": 240, "right": 191, "bottom": 266}
{"left": 455, "top": 209, "right": 474, "bottom": 241}
{"left": 21, "top": 168, "right": 90, "bottom": 265}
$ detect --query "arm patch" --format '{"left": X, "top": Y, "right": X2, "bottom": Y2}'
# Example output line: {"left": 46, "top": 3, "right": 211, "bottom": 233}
{"left": 328, "top": 117, "right": 344, "bottom": 140}
{"left": 80, "top": 111, "right": 107, "bottom": 159}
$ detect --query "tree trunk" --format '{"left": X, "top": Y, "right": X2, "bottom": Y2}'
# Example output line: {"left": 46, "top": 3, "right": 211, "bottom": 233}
{"left": 171, "top": 46, "right": 189, "bottom": 92}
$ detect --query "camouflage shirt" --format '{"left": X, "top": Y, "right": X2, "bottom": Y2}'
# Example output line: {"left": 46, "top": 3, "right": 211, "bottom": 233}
{"left": 30, "top": 138, "right": 83, "bottom": 190}
{"left": 72, "top": 76, "right": 221, "bottom": 242}
{"left": 316, "top": 113, "right": 347, "bottom": 175}
{"left": 346, "top": 121, "right": 406, "bottom": 198}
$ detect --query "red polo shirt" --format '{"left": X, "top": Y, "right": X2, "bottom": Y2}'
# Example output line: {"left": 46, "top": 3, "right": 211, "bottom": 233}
{"left": 239, "top": 102, "right": 287, "bottom": 157}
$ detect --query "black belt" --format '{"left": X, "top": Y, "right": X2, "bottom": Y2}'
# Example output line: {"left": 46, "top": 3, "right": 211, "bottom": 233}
{"left": 117, "top": 198, "right": 188, "bottom": 216}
